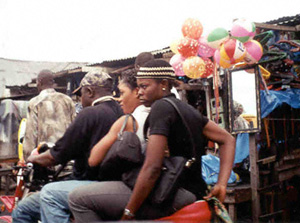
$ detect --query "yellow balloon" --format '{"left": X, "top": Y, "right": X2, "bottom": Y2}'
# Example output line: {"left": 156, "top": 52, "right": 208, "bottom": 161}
{"left": 183, "top": 56, "right": 206, "bottom": 79}
{"left": 170, "top": 39, "right": 180, "bottom": 54}
{"left": 219, "top": 57, "right": 232, "bottom": 69}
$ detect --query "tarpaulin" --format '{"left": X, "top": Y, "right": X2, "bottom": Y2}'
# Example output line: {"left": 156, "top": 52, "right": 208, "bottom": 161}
{"left": 0, "top": 99, "right": 28, "bottom": 159}
{"left": 202, "top": 154, "right": 237, "bottom": 185}
{"left": 234, "top": 133, "right": 249, "bottom": 164}
{"left": 260, "top": 89, "right": 300, "bottom": 118}
{"left": 234, "top": 89, "right": 300, "bottom": 164}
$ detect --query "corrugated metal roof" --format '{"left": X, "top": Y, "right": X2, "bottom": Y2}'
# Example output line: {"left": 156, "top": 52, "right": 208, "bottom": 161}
{"left": 88, "top": 47, "right": 172, "bottom": 68}
{"left": 265, "top": 14, "right": 300, "bottom": 27}
{"left": 0, "top": 58, "right": 87, "bottom": 86}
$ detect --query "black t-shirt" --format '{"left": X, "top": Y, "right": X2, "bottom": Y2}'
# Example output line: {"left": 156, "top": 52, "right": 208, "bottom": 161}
{"left": 50, "top": 100, "right": 123, "bottom": 180}
{"left": 146, "top": 94, "right": 209, "bottom": 198}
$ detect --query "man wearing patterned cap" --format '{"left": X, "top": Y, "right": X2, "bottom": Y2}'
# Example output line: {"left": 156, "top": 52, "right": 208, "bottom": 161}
{"left": 12, "top": 70, "right": 123, "bottom": 223}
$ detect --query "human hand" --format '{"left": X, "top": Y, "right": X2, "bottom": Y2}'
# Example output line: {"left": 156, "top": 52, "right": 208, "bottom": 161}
{"left": 203, "top": 184, "right": 227, "bottom": 203}
{"left": 27, "top": 154, "right": 37, "bottom": 164}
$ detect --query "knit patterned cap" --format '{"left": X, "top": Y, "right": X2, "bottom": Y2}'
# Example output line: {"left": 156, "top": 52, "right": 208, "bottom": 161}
{"left": 136, "top": 59, "right": 176, "bottom": 80}
{"left": 72, "top": 70, "right": 112, "bottom": 95}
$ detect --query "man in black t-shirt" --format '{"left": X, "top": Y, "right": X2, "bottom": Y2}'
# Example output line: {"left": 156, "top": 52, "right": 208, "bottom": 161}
{"left": 12, "top": 71, "right": 123, "bottom": 223}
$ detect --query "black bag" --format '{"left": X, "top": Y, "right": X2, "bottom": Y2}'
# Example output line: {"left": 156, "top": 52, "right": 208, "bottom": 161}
{"left": 122, "top": 98, "right": 197, "bottom": 205}
{"left": 98, "top": 114, "right": 144, "bottom": 181}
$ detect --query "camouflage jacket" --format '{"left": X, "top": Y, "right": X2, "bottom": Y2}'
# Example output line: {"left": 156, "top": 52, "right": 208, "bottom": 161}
{"left": 23, "top": 88, "right": 76, "bottom": 159}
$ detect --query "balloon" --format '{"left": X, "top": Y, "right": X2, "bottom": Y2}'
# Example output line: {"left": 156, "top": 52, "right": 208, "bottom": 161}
{"left": 202, "top": 58, "right": 214, "bottom": 78}
{"left": 198, "top": 36, "right": 216, "bottom": 58}
{"left": 170, "top": 54, "right": 186, "bottom": 76}
{"left": 243, "top": 40, "right": 263, "bottom": 64}
{"left": 219, "top": 57, "right": 233, "bottom": 68}
{"left": 231, "top": 18, "right": 256, "bottom": 43}
{"left": 213, "top": 49, "right": 221, "bottom": 64}
{"left": 170, "top": 39, "right": 180, "bottom": 54}
{"left": 177, "top": 37, "right": 200, "bottom": 58}
{"left": 182, "top": 18, "right": 203, "bottom": 40}
{"left": 207, "top": 28, "right": 229, "bottom": 49}
{"left": 182, "top": 56, "right": 206, "bottom": 79}
{"left": 219, "top": 39, "right": 246, "bottom": 65}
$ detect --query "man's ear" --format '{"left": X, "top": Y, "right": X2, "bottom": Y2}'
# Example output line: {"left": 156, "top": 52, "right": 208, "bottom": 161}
{"left": 86, "top": 86, "right": 94, "bottom": 98}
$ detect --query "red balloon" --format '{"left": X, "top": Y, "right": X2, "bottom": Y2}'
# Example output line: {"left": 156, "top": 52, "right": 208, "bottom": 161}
{"left": 182, "top": 18, "right": 203, "bottom": 40}
{"left": 202, "top": 58, "right": 214, "bottom": 78}
{"left": 177, "top": 37, "right": 200, "bottom": 58}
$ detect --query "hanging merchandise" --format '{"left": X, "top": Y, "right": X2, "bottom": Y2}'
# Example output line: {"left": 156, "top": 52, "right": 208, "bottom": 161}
{"left": 181, "top": 18, "right": 203, "bottom": 40}
{"left": 207, "top": 28, "right": 230, "bottom": 49}
{"left": 198, "top": 36, "right": 216, "bottom": 58}
{"left": 170, "top": 39, "right": 180, "bottom": 54}
{"left": 231, "top": 18, "right": 256, "bottom": 43}
{"left": 177, "top": 37, "right": 200, "bottom": 58}
{"left": 170, "top": 54, "right": 185, "bottom": 77}
{"left": 182, "top": 56, "right": 206, "bottom": 79}
{"left": 243, "top": 40, "right": 263, "bottom": 64}
{"left": 219, "top": 39, "right": 246, "bottom": 66}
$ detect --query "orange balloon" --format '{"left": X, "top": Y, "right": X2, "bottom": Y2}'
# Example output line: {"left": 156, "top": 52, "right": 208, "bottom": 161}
{"left": 182, "top": 18, "right": 203, "bottom": 40}
{"left": 183, "top": 56, "right": 206, "bottom": 79}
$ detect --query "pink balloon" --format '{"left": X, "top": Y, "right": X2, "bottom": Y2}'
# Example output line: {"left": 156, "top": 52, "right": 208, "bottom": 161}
{"left": 198, "top": 36, "right": 216, "bottom": 58}
{"left": 170, "top": 54, "right": 186, "bottom": 76}
{"left": 243, "top": 40, "right": 263, "bottom": 64}
{"left": 213, "top": 49, "right": 220, "bottom": 64}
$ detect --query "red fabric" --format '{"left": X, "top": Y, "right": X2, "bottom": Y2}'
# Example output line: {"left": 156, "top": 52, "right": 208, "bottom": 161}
{"left": 0, "top": 215, "right": 12, "bottom": 223}
{"left": 0, "top": 196, "right": 14, "bottom": 213}
{"left": 156, "top": 200, "right": 212, "bottom": 223}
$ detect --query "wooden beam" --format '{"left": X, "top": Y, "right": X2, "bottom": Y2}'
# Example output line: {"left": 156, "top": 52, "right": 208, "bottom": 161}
{"left": 249, "top": 133, "right": 260, "bottom": 223}
{"left": 255, "top": 22, "right": 297, "bottom": 32}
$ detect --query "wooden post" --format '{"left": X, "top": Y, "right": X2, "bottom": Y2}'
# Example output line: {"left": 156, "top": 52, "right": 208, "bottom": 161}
{"left": 66, "top": 77, "right": 72, "bottom": 96}
{"left": 203, "top": 80, "right": 211, "bottom": 120}
{"left": 249, "top": 133, "right": 260, "bottom": 222}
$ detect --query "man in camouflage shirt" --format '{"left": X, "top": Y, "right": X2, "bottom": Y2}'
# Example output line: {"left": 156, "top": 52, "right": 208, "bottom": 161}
{"left": 23, "top": 69, "right": 76, "bottom": 159}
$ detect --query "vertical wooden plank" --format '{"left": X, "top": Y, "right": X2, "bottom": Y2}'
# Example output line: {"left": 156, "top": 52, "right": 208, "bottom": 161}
{"left": 203, "top": 80, "right": 211, "bottom": 120}
{"left": 249, "top": 133, "right": 260, "bottom": 222}
{"left": 66, "top": 77, "right": 72, "bottom": 96}
{"left": 228, "top": 204, "right": 236, "bottom": 222}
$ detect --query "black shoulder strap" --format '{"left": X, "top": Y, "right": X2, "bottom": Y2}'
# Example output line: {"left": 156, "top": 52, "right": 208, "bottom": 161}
{"left": 119, "top": 114, "right": 137, "bottom": 136}
{"left": 163, "top": 98, "right": 197, "bottom": 158}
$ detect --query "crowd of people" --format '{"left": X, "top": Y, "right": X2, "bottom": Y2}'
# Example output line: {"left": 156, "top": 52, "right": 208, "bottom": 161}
{"left": 11, "top": 52, "right": 235, "bottom": 222}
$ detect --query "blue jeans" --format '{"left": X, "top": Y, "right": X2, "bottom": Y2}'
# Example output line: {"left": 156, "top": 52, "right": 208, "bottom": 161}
{"left": 12, "top": 192, "right": 41, "bottom": 223}
{"left": 12, "top": 180, "right": 94, "bottom": 223}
